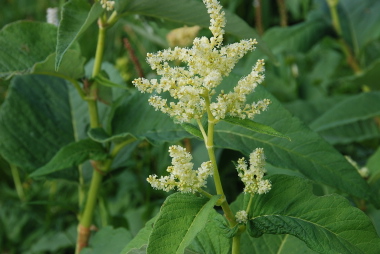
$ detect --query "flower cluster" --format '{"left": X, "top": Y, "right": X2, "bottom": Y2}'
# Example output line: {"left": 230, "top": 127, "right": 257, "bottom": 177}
{"left": 166, "top": 26, "right": 201, "bottom": 48}
{"left": 235, "top": 210, "right": 248, "bottom": 224}
{"left": 100, "top": 0, "right": 115, "bottom": 11}
{"left": 133, "top": 0, "right": 270, "bottom": 123}
{"left": 236, "top": 148, "right": 271, "bottom": 195}
{"left": 147, "top": 145, "right": 213, "bottom": 193}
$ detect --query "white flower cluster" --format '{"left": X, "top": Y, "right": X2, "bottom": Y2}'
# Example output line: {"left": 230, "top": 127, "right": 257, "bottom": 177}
{"left": 235, "top": 210, "right": 248, "bottom": 224}
{"left": 236, "top": 148, "right": 271, "bottom": 195}
{"left": 133, "top": 0, "right": 270, "bottom": 123}
{"left": 147, "top": 145, "right": 213, "bottom": 193}
{"left": 100, "top": 0, "right": 115, "bottom": 11}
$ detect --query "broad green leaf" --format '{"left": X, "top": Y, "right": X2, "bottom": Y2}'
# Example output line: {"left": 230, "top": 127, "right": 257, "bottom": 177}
{"left": 30, "top": 139, "right": 108, "bottom": 178}
{"left": 147, "top": 193, "right": 219, "bottom": 254}
{"left": 222, "top": 117, "right": 290, "bottom": 141}
{"left": 110, "top": 91, "right": 191, "bottom": 144}
{"left": 122, "top": 0, "right": 274, "bottom": 60}
{"left": 240, "top": 233, "right": 318, "bottom": 254}
{"left": 0, "top": 21, "right": 57, "bottom": 78}
{"left": 32, "top": 50, "right": 86, "bottom": 80}
{"left": 310, "top": 92, "right": 380, "bottom": 132}
{"left": 186, "top": 210, "right": 231, "bottom": 254}
{"left": 56, "top": 0, "right": 103, "bottom": 69}
{"left": 121, "top": 217, "right": 156, "bottom": 254}
{"left": 367, "top": 148, "right": 380, "bottom": 201}
{"left": 81, "top": 226, "right": 132, "bottom": 254}
{"left": 263, "top": 20, "right": 329, "bottom": 54}
{"left": 247, "top": 175, "right": 380, "bottom": 254}
{"left": 0, "top": 75, "right": 75, "bottom": 177}
{"left": 214, "top": 74, "right": 379, "bottom": 207}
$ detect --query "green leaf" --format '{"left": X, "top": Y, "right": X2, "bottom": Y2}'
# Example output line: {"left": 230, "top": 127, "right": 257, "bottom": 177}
{"left": 0, "top": 21, "right": 57, "bottom": 78}
{"left": 30, "top": 139, "right": 107, "bottom": 178}
{"left": 214, "top": 74, "right": 379, "bottom": 207}
{"left": 222, "top": 117, "right": 290, "bottom": 141}
{"left": 110, "top": 91, "right": 191, "bottom": 144}
{"left": 181, "top": 123, "right": 203, "bottom": 140}
{"left": 240, "top": 233, "right": 318, "bottom": 254}
{"left": 186, "top": 210, "right": 231, "bottom": 254}
{"left": 32, "top": 50, "right": 86, "bottom": 80}
{"left": 122, "top": 0, "right": 275, "bottom": 60}
{"left": 56, "top": 0, "right": 103, "bottom": 69}
{"left": 247, "top": 175, "right": 380, "bottom": 254}
{"left": 81, "top": 226, "right": 132, "bottom": 254}
{"left": 310, "top": 92, "right": 380, "bottom": 132}
{"left": 121, "top": 217, "right": 156, "bottom": 254}
{"left": 0, "top": 75, "right": 75, "bottom": 176}
{"left": 95, "top": 72, "right": 129, "bottom": 90}
{"left": 147, "top": 193, "right": 219, "bottom": 254}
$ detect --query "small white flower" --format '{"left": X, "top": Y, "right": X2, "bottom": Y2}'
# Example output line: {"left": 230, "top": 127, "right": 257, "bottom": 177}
{"left": 100, "top": 0, "right": 115, "bottom": 11}
{"left": 147, "top": 145, "right": 213, "bottom": 193}
{"left": 133, "top": 0, "right": 270, "bottom": 123}
{"left": 236, "top": 148, "right": 271, "bottom": 195}
{"left": 46, "top": 7, "right": 59, "bottom": 26}
{"left": 235, "top": 210, "right": 248, "bottom": 224}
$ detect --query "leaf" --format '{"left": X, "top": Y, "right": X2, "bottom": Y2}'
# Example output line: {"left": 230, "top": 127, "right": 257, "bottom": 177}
{"left": 339, "top": 0, "right": 380, "bottom": 56}
{"left": 213, "top": 74, "right": 379, "bottom": 207}
{"left": 122, "top": 0, "right": 275, "bottom": 60}
{"left": 147, "top": 193, "right": 219, "bottom": 254}
{"left": 186, "top": 210, "right": 231, "bottom": 254}
{"left": 246, "top": 175, "right": 380, "bottom": 254}
{"left": 121, "top": 217, "right": 156, "bottom": 254}
{"left": 30, "top": 139, "right": 108, "bottom": 178}
{"left": 32, "top": 50, "right": 86, "bottom": 80}
{"left": 95, "top": 72, "right": 129, "bottom": 90}
{"left": 55, "top": 0, "right": 103, "bottom": 69}
{"left": 310, "top": 91, "right": 380, "bottom": 132}
{"left": 222, "top": 117, "right": 290, "bottom": 141}
{"left": 0, "top": 75, "right": 75, "bottom": 177}
{"left": 110, "top": 91, "right": 191, "bottom": 144}
{"left": 81, "top": 226, "right": 132, "bottom": 254}
{"left": 240, "top": 233, "right": 318, "bottom": 254}
{"left": 181, "top": 123, "right": 203, "bottom": 140}
{"left": 263, "top": 19, "right": 329, "bottom": 54}
{"left": 0, "top": 21, "right": 57, "bottom": 78}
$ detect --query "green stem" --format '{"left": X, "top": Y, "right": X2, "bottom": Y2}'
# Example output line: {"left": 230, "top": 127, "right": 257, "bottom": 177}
{"left": 10, "top": 164, "right": 25, "bottom": 202}
{"left": 232, "top": 235, "right": 241, "bottom": 254}
{"left": 203, "top": 94, "right": 239, "bottom": 252}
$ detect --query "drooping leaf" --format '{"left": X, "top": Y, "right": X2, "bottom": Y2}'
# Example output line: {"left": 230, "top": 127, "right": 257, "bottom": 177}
{"left": 186, "top": 210, "right": 231, "bottom": 254}
{"left": 147, "top": 193, "right": 219, "bottom": 254}
{"left": 81, "top": 226, "right": 132, "bottom": 254}
{"left": 30, "top": 139, "right": 108, "bottom": 178}
{"left": 213, "top": 74, "right": 379, "bottom": 207}
{"left": 222, "top": 117, "right": 290, "bottom": 141}
{"left": 110, "top": 91, "right": 191, "bottom": 144}
{"left": 0, "top": 21, "right": 57, "bottom": 78}
{"left": 0, "top": 75, "right": 75, "bottom": 177}
{"left": 32, "top": 50, "right": 86, "bottom": 80}
{"left": 246, "top": 175, "right": 380, "bottom": 254}
{"left": 122, "top": 0, "right": 274, "bottom": 60}
{"left": 55, "top": 0, "right": 103, "bottom": 69}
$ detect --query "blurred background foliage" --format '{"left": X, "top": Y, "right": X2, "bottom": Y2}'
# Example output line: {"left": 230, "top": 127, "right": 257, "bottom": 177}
{"left": 1, "top": 0, "right": 380, "bottom": 253}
